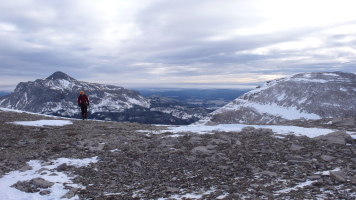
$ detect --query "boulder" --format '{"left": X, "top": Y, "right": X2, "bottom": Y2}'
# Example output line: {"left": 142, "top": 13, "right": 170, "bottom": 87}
{"left": 11, "top": 178, "right": 55, "bottom": 193}
{"left": 205, "top": 121, "right": 219, "bottom": 126}
{"left": 307, "top": 175, "right": 321, "bottom": 180}
{"left": 241, "top": 126, "right": 255, "bottom": 132}
{"left": 89, "top": 143, "right": 106, "bottom": 151}
{"left": 350, "top": 176, "right": 356, "bottom": 184}
{"left": 314, "top": 130, "right": 354, "bottom": 144}
{"left": 166, "top": 187, "right": 180, "bottom": 193}
{"left": 286, "top": 155, "right": 311, "bottom": 165}
{"left": 261, "top": 171, "right": 278, "bottom": 177}
{"left": 40, "top": 190, "right": 51, "bottom": 195}
{"left": 30, "top": 178, "right": 54, "bottom": 188}
{"left": 329, "top": 170, "right": 347, "bottom": 183}
{"left": 320, "top": 155, "right": 335, "bottom": 162}
{"left": 56, "top": 163, "right": 68, "bottom": 171}
{"left": 332, "top": 118, "right": 355, "bottom": 126}
{"left": 290, "top": 143, "right": 304, "bottom": 151}
{"left": 61, "top": 187, "right": 80, "bottom": 199}
{"left": 19, "top": 163, "right": 33, "bottom": 172}
{"left": 286, "top": 155, "right": 307, "bottom": 161}
{"left": 191, "top": 145, "right": 217, "bottom": 154}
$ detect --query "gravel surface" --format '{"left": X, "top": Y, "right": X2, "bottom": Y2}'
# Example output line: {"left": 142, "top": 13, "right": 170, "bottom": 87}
{"left": 0, "top": 110, "right": 356, "bottom": 199}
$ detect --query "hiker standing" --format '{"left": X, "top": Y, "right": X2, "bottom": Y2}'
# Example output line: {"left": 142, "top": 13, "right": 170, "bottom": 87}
{"left": 78, "top": 91, "right": 90, "bottom": 120}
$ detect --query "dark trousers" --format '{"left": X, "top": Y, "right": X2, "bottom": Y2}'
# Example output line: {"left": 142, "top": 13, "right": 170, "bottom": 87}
{"left": 80, "top": 104, "right": 88, "bottom": 119}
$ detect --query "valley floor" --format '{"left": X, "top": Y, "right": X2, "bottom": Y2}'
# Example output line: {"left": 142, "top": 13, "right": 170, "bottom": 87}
{"left": 0, "top": 108, "right": 356, "bottom": 199}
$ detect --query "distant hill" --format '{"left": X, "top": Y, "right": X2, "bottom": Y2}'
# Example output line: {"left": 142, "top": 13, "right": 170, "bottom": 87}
{"left": 0, "top": 71, "right": 209, "bottom": 125}
{"left": 134, "top": 88, "right": 251, "bottom": 110}
{"left": 201, "top": 72, "right": 356, "bottom": 125}
{"left": 0, "top": 92, "right": 11, "bottom": 97}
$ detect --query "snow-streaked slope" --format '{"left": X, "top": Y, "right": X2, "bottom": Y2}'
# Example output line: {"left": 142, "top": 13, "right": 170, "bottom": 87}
{"left": 0, "top": 71, "right": 150, "bottom": 116}
{"left": 0, "top": 72, "right": 209, "bottom": 124}
{"left": 204, "top": 72, "right": 356, "bottom": 124}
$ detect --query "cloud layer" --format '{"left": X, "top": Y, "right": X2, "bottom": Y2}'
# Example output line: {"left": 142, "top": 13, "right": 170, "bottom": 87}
{"left": 1, "top": 0, "right": 356, "bottom": 91}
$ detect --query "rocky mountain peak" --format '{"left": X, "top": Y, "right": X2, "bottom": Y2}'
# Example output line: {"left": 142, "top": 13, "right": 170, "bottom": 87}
{"left": 0, "top": 72, "right": 209, "bottom": 124}
{"left": 46, "top": 71, "right": 76, "bottom": 82}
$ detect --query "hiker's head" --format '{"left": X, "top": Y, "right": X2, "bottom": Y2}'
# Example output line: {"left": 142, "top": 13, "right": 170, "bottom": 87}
{"left": 80, "top": 91, "right": 84, "bottom": 95}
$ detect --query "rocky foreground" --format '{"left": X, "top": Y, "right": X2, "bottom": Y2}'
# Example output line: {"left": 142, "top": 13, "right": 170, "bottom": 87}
{"left": 0, "top": 110, "right": 356, "bottom": 199}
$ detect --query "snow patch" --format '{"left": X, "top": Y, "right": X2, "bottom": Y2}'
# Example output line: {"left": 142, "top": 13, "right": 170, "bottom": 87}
{"left": 10, "top": 120, "right": 72, "bottom": 127}
{"left": 277, "top": 93, "right": 286, "bottom": 101}
{"left": 0, "top": 157, "right": 98, "bottom": 200}
{"left": 158, "top": 188, "right": 217, "bottom": 200}
{"left": 0, "top": 108, "right": 25, "bottom": 113}
{"left": 275, "top": 180, "right": 317, "bottom": 194}
{"left": 147, "top": 123, "right": 339, "bottom": 138}
{"left": 298, "top": 97, "right": 308, "bottom": 104}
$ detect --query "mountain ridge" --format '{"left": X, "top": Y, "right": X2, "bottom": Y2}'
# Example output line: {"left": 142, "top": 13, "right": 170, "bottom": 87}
{"left": 202, "top": 71, "right": 356, "bottom": 125}
{"left": 0, "top": 71, "right": 209, "bottom": 124}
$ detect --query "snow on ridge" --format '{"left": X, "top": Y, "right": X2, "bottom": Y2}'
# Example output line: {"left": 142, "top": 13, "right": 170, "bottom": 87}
{"left": 213, "top": 99, "right": 320, "bottom": 121}
{"left": 124, "top": 94, "right": 150, "bottom": 108}
{"left": 277, "top": 93, "right": 286, "bottom": 101}
{"left": 90, "top": 92, "right": 149, "bottom": 113}
{"left": 92, "top": 98, "right": 125, "bottom": 112}
{"left": 0, "top": 98, "right": 6, "bottom": 104}
{"left": 208, "top": 71, "right": 355, "bottom": 124}
{"left": 58, "top": 79, "right": 76, "bottom": 90}
{"left": 246, "top": 71, "right": 335, "bottom": 94}
{"left": 41, "top": 101, "right": 78, "bottom": 116}
{"left": 245, "top": 102, "right": 320, "bottom": 120}
{"left": 150, "top": 107, "right": 201, "bottom": 120}
{"left": 297, "top": 97, "right": 308, "bottom": 104}
{"left": 323, "top": 72, "right": 339, "bottom": 76}
{"left": 254, "top": 75, "right": 292, "bottom": 92}
{"left": 322, "top": 103, "right": 342, "bottom": 107}
{"left": 292, "top": 78, "right": 328, "bottom": 83}
{"left": 210, "top": 99, "right": 244, "bottom": 115}
{"left": 45, "top": 80, "right": 74, "bottom": 91}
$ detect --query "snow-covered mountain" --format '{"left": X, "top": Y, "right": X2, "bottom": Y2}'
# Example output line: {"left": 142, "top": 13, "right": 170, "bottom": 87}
{"left": 202, "top": 72, "right": 356, "bottom": 125}
{"left": 0, "top": 71, "right": 209, "bottom": 124}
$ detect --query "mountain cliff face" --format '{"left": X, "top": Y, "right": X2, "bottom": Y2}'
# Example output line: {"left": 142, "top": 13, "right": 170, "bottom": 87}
{"left": 202, "top": 72, "right": 356, "bottom": 125}
{"left": 0, "top": 71, "right": 209, "bottom": 124}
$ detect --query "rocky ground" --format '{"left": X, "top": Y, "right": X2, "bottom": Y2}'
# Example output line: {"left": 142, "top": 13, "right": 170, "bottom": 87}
{"left": 0, "top": 110, "right": 356, "bottom": 199}
{"left": 279, "top": 117, "right": 356, "bottom": 132}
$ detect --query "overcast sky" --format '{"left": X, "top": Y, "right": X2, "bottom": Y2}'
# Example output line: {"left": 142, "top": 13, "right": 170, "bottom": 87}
{"left": 1, "top": 0, "right": 356, "bottom": 91}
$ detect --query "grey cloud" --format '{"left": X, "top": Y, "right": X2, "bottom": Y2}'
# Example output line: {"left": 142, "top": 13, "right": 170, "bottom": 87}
{"left": 0, "top": 0, "right": 355, "bottom": 91}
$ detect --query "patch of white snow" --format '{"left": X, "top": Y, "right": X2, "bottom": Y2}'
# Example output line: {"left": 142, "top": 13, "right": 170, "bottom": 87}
{"left": 0, "top": 157, "right": 98, "bottom": 200}
{"left": 10, "top": 120, "right": 72, "bottom": 127}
